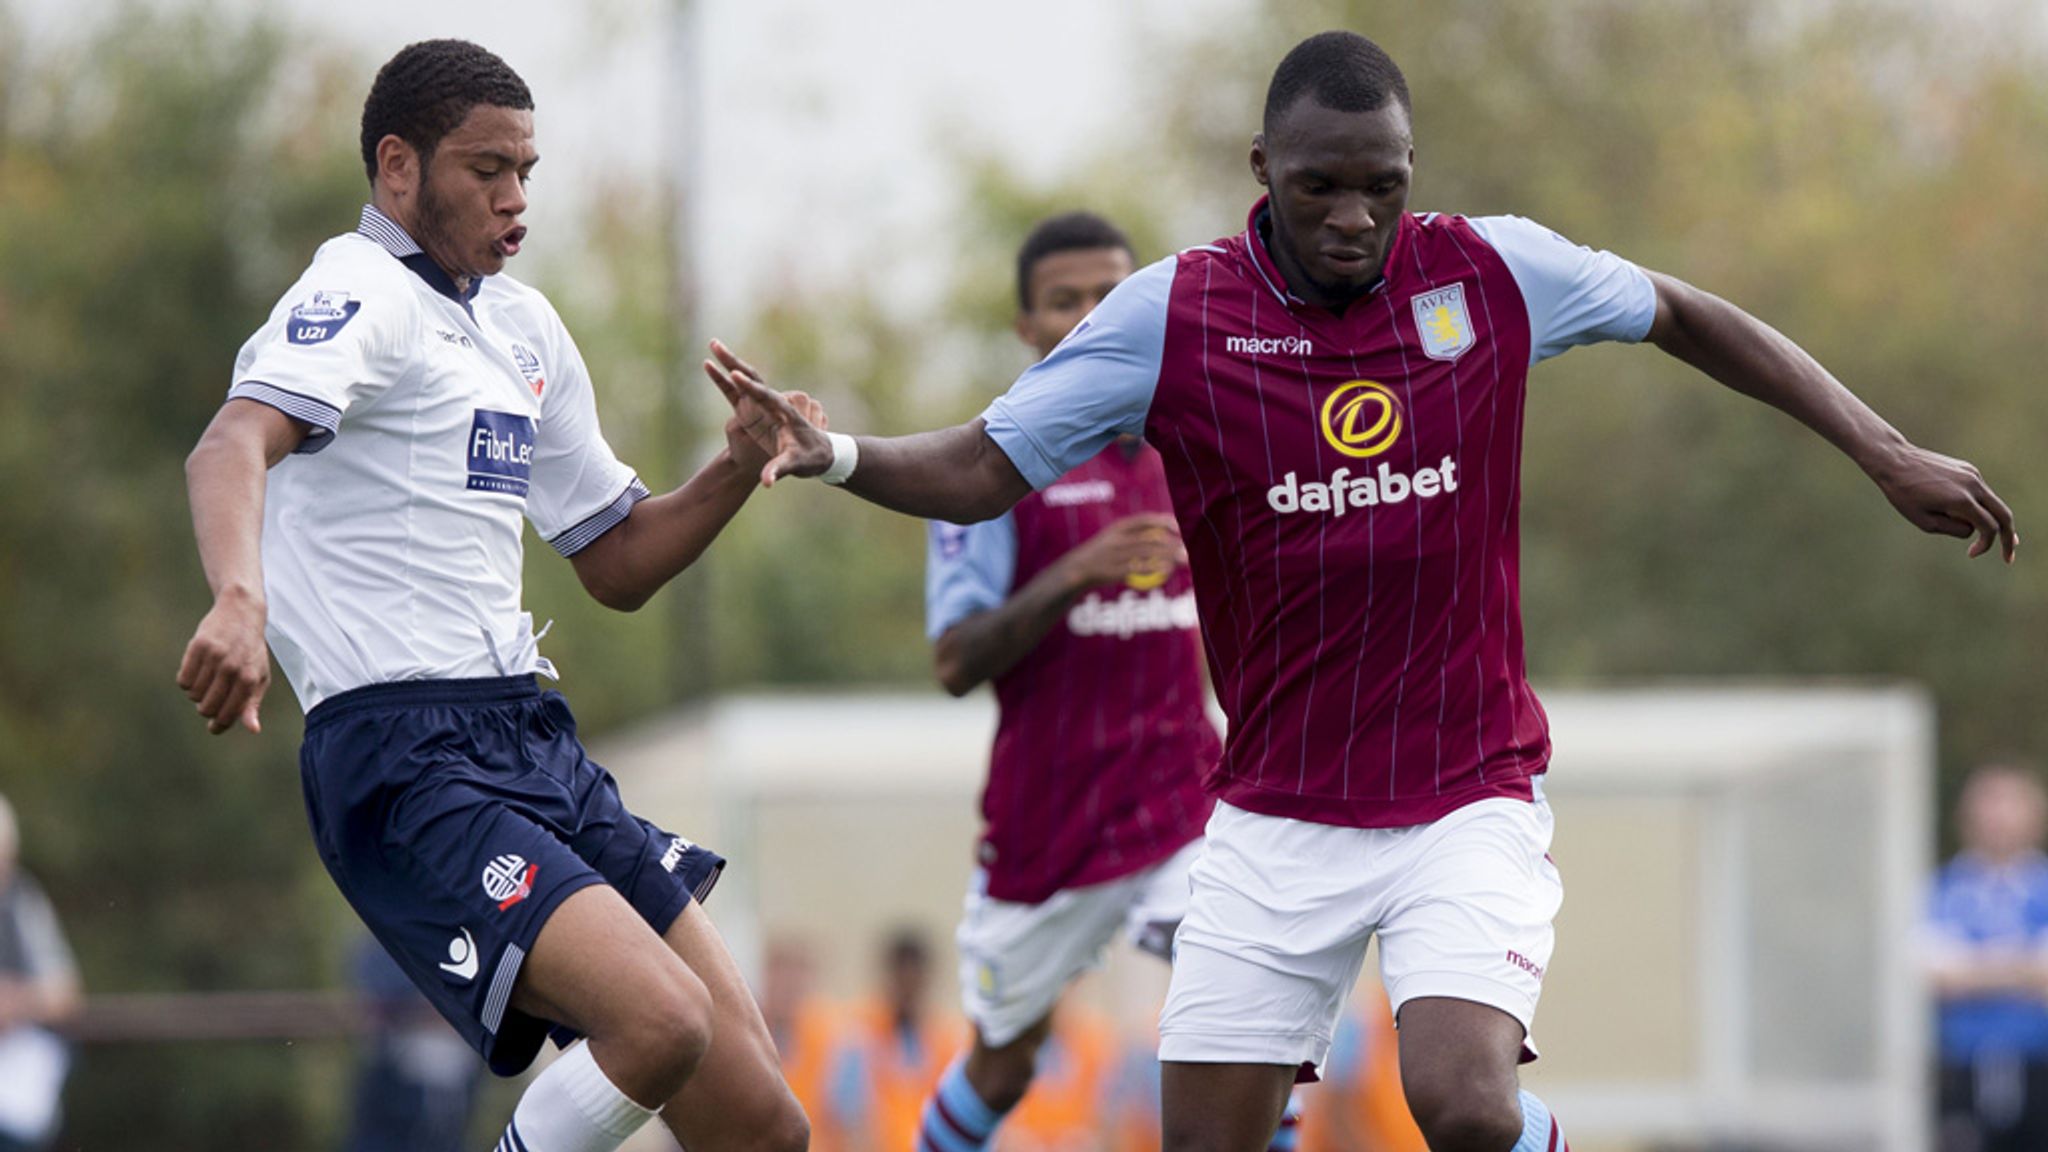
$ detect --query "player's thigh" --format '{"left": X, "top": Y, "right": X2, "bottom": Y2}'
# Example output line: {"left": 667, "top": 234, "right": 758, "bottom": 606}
{"left": 655, "top": 900, "right": 809, "bottom": 1152}
{"left": 1160, "top": 803, "right": 1373, "bottom": 1076}
{"left": 1373, "top": 797, "right": 1562, "bottom": 1058}
{"left": 1160, "top": 1061, "right": 1297, "bottom": 1152}
{"left": 1393, "top": 997, "right": 1524, "bottom": 1134}
{"left": 956, "top": 874, "right": 1133, "bottom": 1048}
{"left": 511, "top": 882, "right": 708, "bottom": 1046}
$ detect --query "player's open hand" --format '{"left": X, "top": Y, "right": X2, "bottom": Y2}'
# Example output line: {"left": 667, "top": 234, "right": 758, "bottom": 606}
{"left": 703, "top": 340, "right": 833, "bottom": 488}
{"left": 726, "top": 389, "right": 826, "bottom": 474}
{"left": 1872, "top": 443, "right": 2018, "bottom": 563}
{"left": 1059, "top": 513, "right": 1189, "bottom": 592}
{"left": 176, "top": 587, "right": 270, "bottom": 735}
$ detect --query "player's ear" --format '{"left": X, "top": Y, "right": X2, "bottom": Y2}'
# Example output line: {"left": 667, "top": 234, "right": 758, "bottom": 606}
{"left": 375, "top": 134, "right": 421, "bottom": 200}
{"left": 1012, "top": 310, "right": 1035, "bottom": 348}
{"left": 1250, "top": 133, "right": 1270, "bottom": 187}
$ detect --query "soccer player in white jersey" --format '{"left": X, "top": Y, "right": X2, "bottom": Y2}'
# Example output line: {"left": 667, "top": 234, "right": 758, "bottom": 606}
{"left": 704, "top": 30, "right": 2016, "bottom": 1152}
{"left": 176, "top": 41, "right": 809, "bottom": 1152}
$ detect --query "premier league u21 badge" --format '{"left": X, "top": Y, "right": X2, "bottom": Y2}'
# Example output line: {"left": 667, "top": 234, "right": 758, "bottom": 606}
{"left": 287, "top": 290, "right": 362, "bottom": 345}
{"left": 1411, "top": 283, "right": 1475, "bottom": 362}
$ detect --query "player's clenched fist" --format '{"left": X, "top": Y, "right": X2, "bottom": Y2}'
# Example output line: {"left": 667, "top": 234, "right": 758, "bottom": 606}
{"left": 1055, "top": 513, "right": 1187, "bottom": 593}
{"left": 176, "top": 587, "right": 269, "bottom": 735}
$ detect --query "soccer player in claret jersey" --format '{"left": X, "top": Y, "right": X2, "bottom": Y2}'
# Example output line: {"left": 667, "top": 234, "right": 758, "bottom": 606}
{"left": 176, "top": 41, "right": 812, "bottom": 1152}
{"left": 708, "top": 30, "right": 2018, "bottom": 1152}
{"left": 916, "top": 213, "right": 1300, "bottom": 1152}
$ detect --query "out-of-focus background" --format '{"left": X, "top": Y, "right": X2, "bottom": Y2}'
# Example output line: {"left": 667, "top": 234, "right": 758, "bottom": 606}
{"left": 3, "top": 0, "right": 2047, "bottom": 1149}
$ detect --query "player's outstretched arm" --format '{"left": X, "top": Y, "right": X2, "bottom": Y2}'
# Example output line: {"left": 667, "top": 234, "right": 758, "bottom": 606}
{"left": 1644, "top": 271, "right": 2017, "bottom": 562}
{"left": 568, "top": 392, "right": 828, "bottom": 612}
{"left": 703, "top": 341, "right": 1033, "bottom": 524}
{"left": 178, "top": 399, "right": 308, "bottom": 734}
{"left": 934, "top": 514, "right": 1186, "bottom": 696}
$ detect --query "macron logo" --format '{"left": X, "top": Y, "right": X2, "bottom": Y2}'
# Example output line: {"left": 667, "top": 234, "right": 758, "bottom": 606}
{"left": 1225, "top": 334, "right": 1312, "bottom": 358}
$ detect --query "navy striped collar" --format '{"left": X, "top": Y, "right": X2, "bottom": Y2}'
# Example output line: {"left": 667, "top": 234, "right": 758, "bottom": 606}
{"left": 356, "top": 203, "right": 481, "bottom": 308}
{"left": 357, "top": 204, "right": 423, "bottom": 257}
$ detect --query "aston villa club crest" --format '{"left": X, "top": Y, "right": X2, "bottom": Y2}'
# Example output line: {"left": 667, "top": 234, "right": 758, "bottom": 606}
{"left": 1411, "top": 283, "right": 1475, "bottom": 362}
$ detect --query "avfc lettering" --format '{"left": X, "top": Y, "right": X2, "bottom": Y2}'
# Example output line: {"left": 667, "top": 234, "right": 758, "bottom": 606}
{"left": 467, "top": 409, "right": 537, "bottom": 497}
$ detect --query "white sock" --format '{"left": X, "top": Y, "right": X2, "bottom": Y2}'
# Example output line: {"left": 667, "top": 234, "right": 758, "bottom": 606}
{"left": 497, "top": 1041, "right": 659, "bottom": 1152}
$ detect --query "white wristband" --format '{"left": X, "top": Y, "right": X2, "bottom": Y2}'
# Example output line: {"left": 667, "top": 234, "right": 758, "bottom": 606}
{"left": 820, "top": 432, "right": 859, "bottom": 486}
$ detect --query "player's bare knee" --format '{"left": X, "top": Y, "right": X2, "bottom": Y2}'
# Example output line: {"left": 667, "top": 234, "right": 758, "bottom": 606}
{"left": 754, "top": 1097, "right": 810, "bottom": 1152}
{"left": 1404, "top": 1086, "right": 1522, "bottom": 1152}
{"left": 606, "top": 965, "right": 713, "bottom": 1096}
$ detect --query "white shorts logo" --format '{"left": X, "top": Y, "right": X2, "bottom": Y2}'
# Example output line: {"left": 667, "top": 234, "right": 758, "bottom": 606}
{"left": 660, "top": 836, "right": 694, "bottom": 874}
{"left": 439, "top": 928, "right": 479, "bottom": 982}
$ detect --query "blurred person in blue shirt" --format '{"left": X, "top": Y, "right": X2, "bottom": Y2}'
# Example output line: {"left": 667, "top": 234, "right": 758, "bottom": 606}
{"left": 0, "top": 793, "right": 80, "bottom": 1152}
{"left": 1926, "top": 763, "right": 2048, "bottom": 1152}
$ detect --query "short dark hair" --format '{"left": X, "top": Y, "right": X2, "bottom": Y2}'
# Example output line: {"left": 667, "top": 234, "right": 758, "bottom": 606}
{"left": 1015, "top": 211, "right": 1136, "bottom": 311}
{"left": 1263, "top": 31, "right": 1410, "bottom": 138}
{"left": 360, "top": 39, "right": 534, "bottom": 183}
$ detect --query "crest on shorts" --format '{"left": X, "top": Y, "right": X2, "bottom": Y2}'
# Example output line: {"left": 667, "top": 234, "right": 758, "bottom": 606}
{"left": 1411, "top": 283, "right": 1475, "bottom": 362}
{"left": 482, "top": 853, "right": 537, "bottom": 910}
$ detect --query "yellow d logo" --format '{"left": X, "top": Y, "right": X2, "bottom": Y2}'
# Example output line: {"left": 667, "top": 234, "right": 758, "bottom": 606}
{"left": 1320, "top": 380, "right": 1402, "bottom": 459}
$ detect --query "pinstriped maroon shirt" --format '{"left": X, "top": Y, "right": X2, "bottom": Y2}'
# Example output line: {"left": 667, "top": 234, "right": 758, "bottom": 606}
{"left": 984, "top": 200, "right": 1655, "bottom": 828}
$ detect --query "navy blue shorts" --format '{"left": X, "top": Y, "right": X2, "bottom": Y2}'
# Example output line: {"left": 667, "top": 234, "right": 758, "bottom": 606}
{"left": 300, "top": 676, "right": 723, "bottom": 1076}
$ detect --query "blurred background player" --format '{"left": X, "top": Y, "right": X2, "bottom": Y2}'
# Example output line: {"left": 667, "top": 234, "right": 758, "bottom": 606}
{"left": 827, "top": 928, "right": 960, "bottom": 1152}
{"left": 705, "top": 27, "right": 2016, "bottom": 1152}
{"left": 0, "top": 794, "right": 79, "bottom": 1152}
{"left": 1926, "top": 763, "right": 2048, "bottom": 1152}
{"left": 919, "top": 212, "right": 1298, "bottom": 1152}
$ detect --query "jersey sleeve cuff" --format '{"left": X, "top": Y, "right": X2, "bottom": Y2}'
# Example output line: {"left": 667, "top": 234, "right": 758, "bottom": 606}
{"left": 228, "top": 381, "right": 342, "bottom": 454}
{"left": 547, "top": 477, "right": 651, "bottom": 557}
{"left": 981, "top": 400, "right": 1063, "bottom": 490}
{"left": 1618, "top": 263, "right": 1658, "bottom": 343}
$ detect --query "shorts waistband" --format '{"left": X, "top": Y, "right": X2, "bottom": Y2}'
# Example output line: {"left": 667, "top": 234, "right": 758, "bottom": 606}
{"left": 306, "top": 675, "right": 542, "bottom": 729}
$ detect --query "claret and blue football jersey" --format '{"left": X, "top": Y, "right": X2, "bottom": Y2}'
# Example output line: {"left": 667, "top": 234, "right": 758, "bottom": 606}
{"left": 983, "top": 200, "right": 1655, "bottom": 830}
{"left": 228, "top": 206, "right": 646, "bottom": 710}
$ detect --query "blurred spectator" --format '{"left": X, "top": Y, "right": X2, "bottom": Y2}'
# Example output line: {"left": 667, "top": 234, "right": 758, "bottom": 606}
{"left": 1926, "top": 763, "right": 2048, "bottom": 1152}
{"left": 0, "top": 793, "right": 79, "bottom": 1152}
{"left": 758, "top": 935, "right": 844, "bottom": 1152}
{"left": 996, "top": 1000, "right": 1119, "bottom": 1152}
{"left": 826, "top": 928, "right": 962, "bottom": 1152}
{"left": 1297, "top": 983, "right": 1426, "bottom": 1152}
{"left": 340, "top": 936, "right": 482, "bottom": 1152}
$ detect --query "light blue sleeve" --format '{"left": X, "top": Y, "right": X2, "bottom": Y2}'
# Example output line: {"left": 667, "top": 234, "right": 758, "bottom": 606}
{"left": 1468, "top": 215, "right": 1656, "bottom": 365}
{"left": 925, "top": 513, "right": 1018, "bottom": 641}
{"left": 981, "top": 255, "right": 1174, "bottom": 489}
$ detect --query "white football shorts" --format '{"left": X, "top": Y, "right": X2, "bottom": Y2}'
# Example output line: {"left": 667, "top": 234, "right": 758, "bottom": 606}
{"left": 956, "top": 837, "right": 1203, "bottom": 1047}
{"left": 1158, "top": 791, "right": 1562, "bottom": 1078}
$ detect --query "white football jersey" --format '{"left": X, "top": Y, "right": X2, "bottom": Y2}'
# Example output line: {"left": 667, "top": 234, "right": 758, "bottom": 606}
{"left": 228, "top": 206, "right": 645, "bottom": 710}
